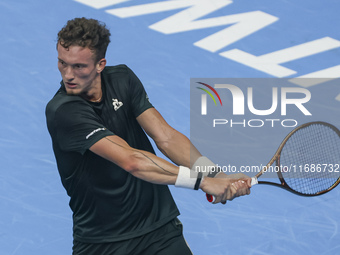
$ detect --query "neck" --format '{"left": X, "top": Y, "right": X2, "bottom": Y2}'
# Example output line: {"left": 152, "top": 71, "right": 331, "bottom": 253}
{"left": 90, "top": 91, "right": 103, "bottom": 102}
{"left": 83, "top": 74, "right": 103, "bottom": 102}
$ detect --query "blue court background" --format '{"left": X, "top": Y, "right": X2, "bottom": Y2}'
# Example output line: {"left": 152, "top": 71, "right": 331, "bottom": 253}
{"left": 1, "top": 0, "right": 339, "bottom": 254}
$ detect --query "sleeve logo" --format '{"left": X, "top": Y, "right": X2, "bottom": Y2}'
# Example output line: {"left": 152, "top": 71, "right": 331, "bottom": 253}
{"left": 86, "top": 128, "right": 106, "bottom": 140}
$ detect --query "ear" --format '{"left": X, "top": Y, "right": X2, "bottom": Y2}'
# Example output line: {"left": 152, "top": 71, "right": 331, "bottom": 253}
{"left": 96, "top": 58, "right": 107, "bottom": 73}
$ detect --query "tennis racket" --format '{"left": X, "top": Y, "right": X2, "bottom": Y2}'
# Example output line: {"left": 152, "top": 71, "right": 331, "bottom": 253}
{"left": 206, "top": 121, "right": 340, "bottom": 203}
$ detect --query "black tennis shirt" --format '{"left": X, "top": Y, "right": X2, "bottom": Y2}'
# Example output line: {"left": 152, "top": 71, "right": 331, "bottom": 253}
{"left": 46, "top": 65, "right": 179, "bottom": 243}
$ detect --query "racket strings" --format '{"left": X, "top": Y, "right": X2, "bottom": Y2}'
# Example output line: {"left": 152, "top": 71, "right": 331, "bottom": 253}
{"left": 279, "top": 123, "right": 340, "bottom": 195}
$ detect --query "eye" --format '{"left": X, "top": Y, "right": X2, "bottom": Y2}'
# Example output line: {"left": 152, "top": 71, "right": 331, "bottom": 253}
{"left": 74, "top": 64, "right": 86, "bottom": 69}
{"left": 58, "top": 59, "right": 66, "bottom": 66}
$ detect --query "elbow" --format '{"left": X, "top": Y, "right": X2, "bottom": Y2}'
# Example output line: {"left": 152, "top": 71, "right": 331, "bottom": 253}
{"left": 122, "top": 160, "right": 138, "bottom": 174}
{"left": 154, "top": 128, "right": 177, "bottom": 156}
{"left": 121, "top": 153, "right": 144, "bottom": 175}
{"left": 156, "top": 140, "right": 171, "bottom": 156}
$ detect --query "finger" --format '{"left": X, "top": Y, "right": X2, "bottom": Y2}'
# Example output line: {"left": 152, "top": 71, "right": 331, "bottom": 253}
{"left": 228, "top": 183, "right": 238, "bottom": 200}
{"left": 232, "top": 180, "right": 244, "bottom": 190}
{"left": 233, "top": 180, "right": 249, "bottom": 196}
{"left": 246, "top": 178, "right": 253, "bottom": 187}
{"left": 239, "top": 181, "right": 250, "bottom": 196}
{"left": 240, "top": 179, "right": 252, "bottom": 194}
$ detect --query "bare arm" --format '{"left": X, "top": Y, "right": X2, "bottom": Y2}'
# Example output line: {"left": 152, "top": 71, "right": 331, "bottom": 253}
{"left": 90, "top": 135, "right": 178, "bottom": 185}
{"left": 90, "top": 109, "right": 251, "bottom": 203}
{"left": 136, "top": 108, "right": 201, "bottom": 168}
{"left": 136, "top": 108, "right": 252, "bottom": 201}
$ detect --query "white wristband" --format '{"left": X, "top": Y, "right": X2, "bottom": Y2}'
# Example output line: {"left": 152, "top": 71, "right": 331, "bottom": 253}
{"left": 192, "top": 156, "right": 221, "bottom": 177}
{"left": 175, "top": 166, "right": 201, "bottom": 190}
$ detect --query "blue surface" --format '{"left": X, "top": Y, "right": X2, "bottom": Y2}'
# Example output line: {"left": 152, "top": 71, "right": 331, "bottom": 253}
{"left": 1, "top": 0, "right": 339, "bottom": 254}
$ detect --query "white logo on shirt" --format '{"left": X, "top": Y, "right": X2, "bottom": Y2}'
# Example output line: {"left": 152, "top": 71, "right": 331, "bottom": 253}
{"left": 86, "top": 127, "right": 106, "bottom": 140}
{"left": 112, "top": 99, "right": 123, "bottom": 111}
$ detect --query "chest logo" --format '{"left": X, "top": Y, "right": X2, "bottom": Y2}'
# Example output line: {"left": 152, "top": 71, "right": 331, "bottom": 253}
{"left": 112, "top": 98, "right": 123, "bottom": 111}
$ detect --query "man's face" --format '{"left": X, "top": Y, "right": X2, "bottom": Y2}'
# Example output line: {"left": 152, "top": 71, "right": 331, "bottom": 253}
{"left": 57, "top": 43, "right": 104, "bottom": 97}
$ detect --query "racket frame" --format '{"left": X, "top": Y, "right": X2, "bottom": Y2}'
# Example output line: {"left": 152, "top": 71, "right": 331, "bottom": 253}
{"left": 254, "top": 121, "right": 340, "bottom": 196}
{"left": 206, "top": 121, "right": 340, "bottom": 202}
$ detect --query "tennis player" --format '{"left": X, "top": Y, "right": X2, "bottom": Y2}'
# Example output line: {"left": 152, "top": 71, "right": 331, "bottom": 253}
{"left": 45, "top": 17, "right": 251, "bottom": 255}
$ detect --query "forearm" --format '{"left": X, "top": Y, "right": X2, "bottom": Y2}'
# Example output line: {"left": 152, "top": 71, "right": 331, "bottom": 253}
{"left": 90, "top": 136, "right": 251, "bottom": 202}
{"left": 90, "top": 135, "right": 179, "bottom": 185}
{"left": 132, "top": 150, "right": 251, "bottom": 202}
{"left": 156, "top": 129, "right": 202, "bottom": 168}
{"left": 136, "top": 108, "right": 201, "bottom": 168}
{"left": 157, "top": 131, "right": 224, "bottom": 179}
{"left": 127, "top": 147, "right": 179, "bottom": 185}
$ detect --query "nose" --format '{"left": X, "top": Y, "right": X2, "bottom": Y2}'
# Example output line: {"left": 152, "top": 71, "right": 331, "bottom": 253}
{"left": 64, "top": 66, "right": 74, "bottom": 81}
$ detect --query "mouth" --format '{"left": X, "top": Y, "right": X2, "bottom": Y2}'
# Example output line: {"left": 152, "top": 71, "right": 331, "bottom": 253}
{"left": 65, "top": 82, "right": 77, "bottom": 89}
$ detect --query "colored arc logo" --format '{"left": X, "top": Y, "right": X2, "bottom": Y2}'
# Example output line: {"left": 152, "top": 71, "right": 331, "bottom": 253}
{"left": 196, "top": 82, "right": 223, "bottom": 106}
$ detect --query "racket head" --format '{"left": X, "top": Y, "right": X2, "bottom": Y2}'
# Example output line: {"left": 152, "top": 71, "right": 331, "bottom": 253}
{"left": 275, "top": 122, "right": 340, "bottom": 196}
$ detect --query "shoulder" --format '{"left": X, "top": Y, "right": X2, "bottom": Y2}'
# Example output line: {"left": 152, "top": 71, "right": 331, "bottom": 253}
{"left": 102, "top": 64, "right": 131, "bottom": 76}
{"left": 102, "top": 65, "right": 141, "bottom": 82}
{"left": 46, "top": 90, "right": 83, "bottom": 111}
{"left": 102, "top": 65, "right": 143, "bottom": 95}
{"left": 45, "top": 90, "right": 89, "bottom": 121}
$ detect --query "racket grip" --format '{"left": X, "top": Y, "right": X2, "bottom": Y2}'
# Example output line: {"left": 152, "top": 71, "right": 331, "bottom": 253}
{"left": 205, "top": 177, "right": 258, "bottom": 203}
{"left": 206, "top": 193, "right": 215, "bottom": 203}
{"left": 251, "top": 177, "right": 258, "bottom": 186}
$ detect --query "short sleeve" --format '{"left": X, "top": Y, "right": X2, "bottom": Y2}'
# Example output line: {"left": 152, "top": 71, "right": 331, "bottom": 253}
{"left": 127, "top": 68, "right": 153, "bottom": 117}
{"left": 54, "top": 101, "right": 114, "bottom": 154}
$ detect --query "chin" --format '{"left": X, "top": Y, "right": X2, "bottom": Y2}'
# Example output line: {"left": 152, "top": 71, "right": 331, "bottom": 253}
{"left": 65, "top": 88, "right": 80, "bottom": 96}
